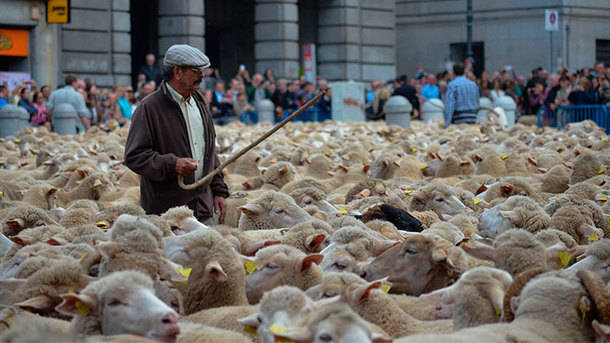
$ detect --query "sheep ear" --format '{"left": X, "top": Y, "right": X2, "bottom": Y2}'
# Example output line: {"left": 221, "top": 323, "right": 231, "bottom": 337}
{"left": 243, "top": 240, "right": 281, "bottom": 256}
{"left": 239, "top": 203, "right": 263, "bottom": 217}
{"left": 411, "top": 191, "right": 427, "bottom": 202}
{"left": 461, "top": 240, "right": 498, "bottom": 263}
{"left": 381, "top": 160, "right": 389, "bottom": 167}
{"left": 500, "top": 185, "right": 514, "bottom": 195}
{"left": 96, "top": 241, "right": 120, "bottom": 259}
{"left": 337, "top": 165, "right": 348, "bottom": 173}
{"left": 485, "top": 285, "right": 506, "bottom": 319}
{"left": 205, "top": 261, "right": 228, "bottom": 282}
{"left": 305, "top": 234, "right": 326, "bottom": 252}
{"left": 159, "top": 257, "right": 190, "bottom": 285}
{"left": 9, "top": 235, "right": 29, "bottom": 246}
{"left": 301, "top": 254, "right": 324, "bottom": 272}
{"left": 349, "top": 279, "right": 384, "bottom": 302}
{"left": 593, "top": 320, "right": 610, "bottom": 342}
{"left": 56, "top": 293, "right": 97, "bottom": 316}
{"left": 47, "top": 188, "right": 58, "bottom": 196}
{"left": 278, "top": 166, "right": 288, "bottom": 175}
{"left": 5, "top": 218, "right": 24, "bottom": 230}
{"left": 237, "top": 312, "right": 260, "bottom": 327}
{"left": 372, "top": 332, "right": 393, "bottom": 343}
{"left": 14, "top": 295, "right": 54, "bottom": 312}
{"left": 510, "top": 296, "right": 520, "bottom": 315}
{"left": 363, "top": 164, "right": 371, "bottom": 174}
{"left": 498, "top": 210, "right": 520, "bottom": 224}
{"left": 372, "top": 240, "right": 400, "bottom": 256}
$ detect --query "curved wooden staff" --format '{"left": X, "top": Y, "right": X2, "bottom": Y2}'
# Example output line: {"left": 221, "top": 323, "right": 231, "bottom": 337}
{"left": 178, "top": 89, "right": 328, "bottom": 190}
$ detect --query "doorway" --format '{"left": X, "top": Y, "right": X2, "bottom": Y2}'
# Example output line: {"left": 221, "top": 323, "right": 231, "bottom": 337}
{"left": 130, "top": 0, "right": 159, "bottom": 88}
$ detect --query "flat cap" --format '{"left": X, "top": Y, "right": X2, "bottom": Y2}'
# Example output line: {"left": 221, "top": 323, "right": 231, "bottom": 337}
{"left": 163, "top": 44, "right": 211, "bottom": 69}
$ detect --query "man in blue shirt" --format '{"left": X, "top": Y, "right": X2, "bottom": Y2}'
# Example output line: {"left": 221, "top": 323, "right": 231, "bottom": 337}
{"left": 444, "top": 63, "right": 479, "bottom": 128}
{"left": 421, "top": 74, "right": 440, "bottom": 100}
{"left": 0, "top": 85, "right": 8, "bottom": 109}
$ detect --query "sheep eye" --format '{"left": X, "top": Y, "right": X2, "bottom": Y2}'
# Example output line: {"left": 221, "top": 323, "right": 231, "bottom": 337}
{"left": 108, "top": 299, "right": 123, "bottom": 307}
{"left": 303, "top": 198, "right": 312, "bottom": 205}
{"left": 332, "top": 262, "right": 346, "bottom": 270}
{"left": 323, "top": 291, "right": 337, "bottom": 298}
{"left": 274, "top": 208, "right": 285, "bottom": 214}
{"left": 265, "top": 263, "right": 279, "bottom": 269}
{"left": 404, "top": 248, "right": 417, "bottom": 256}
{"left": 318, "top": 333, "right": 333, "bottom": 342}
{"left": 435, "top": 197, "right": 444, "bottom": 202}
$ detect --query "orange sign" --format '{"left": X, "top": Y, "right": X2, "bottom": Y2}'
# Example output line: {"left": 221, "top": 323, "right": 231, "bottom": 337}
{"left": 0, "top": 29, "right": 28, "bottom": 57}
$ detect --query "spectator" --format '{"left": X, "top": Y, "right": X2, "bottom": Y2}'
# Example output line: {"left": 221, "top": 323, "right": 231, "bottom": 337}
{"left": 47, "top": 74, "right": 91, "bottom": 132}
{"left": 544, "top": 74, "right": 561, "bottom": 109}
{"left": 31, "top": 91, "right": 50, "bottom": 129}
{"left": 554, "top": 76, "right": 572, "bottom": 107}
{"left": 234, "top": 91, "right": 257, "bottom": 125}
{"left": 443, "top": 62, "right": 479, "bottom": 127}
{"left": 126, "top": 86, "right": 137, "bottom": 113}
{"left": 568, "top": 77, "right": 597, "bottom": 105}
{"left": 421, "top": 74, "right": 440, "bottom": 100}
{"left": 202, "top": 67, "right": 218, "bottom": 91}
{"left": 365, "top": 80, "right": 380, "bottom": 116}
{"left": 40, "top": 85, "right": 51, "bottom": 103}
{"left": 490, "top": 78, "right": 505, "bottom": 103}
{"left": 527, "top": 81, "right": 548, "bottom": 114}
{"left": 18, "top": 87, "right": 36, "bottom": 121}
{"left": 138, "top": 53, "right": 161, "bottom": 85}
{"left": 264, "top": 69, "right": 275, "bottom": 83}
{"left": 271, "top": 79, "right": 291, "bottom": 120}
{"left": 316, "top": 79, "right": 331, "bottom": 121}
{"left": 438, "top": 80, "right": 448, "bottom": 100}
{"left": 212, "top": 80, "right": 234, "bottom": 123}
{"left": 0, "top": 85, "right": 9, "bottom": 109}
{"left": 247, "top": 73, "right": 271, "bottom": 108}
{"left": 599, "top": 76, "right": 610, "bottom": 105}
{"left": 392, "top": 75, "right": 419, "bottom": 114}
{"left": 115, "top": 85, "right": 133, "bottom": 122}
{"left": 372, "top": 82, "right": 392, "bottom": 120}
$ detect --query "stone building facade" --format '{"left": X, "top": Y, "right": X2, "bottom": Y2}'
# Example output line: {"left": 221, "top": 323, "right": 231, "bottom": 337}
{"left": 1, "top": 0, "right": 609, "bottom": 89}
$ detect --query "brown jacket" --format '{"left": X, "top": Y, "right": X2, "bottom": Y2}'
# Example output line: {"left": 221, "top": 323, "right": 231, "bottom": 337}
{"left": 124, "top": 81, "right": 229, "bottom": 220}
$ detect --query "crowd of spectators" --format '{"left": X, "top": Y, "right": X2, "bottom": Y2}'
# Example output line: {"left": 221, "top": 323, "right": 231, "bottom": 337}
{"left": 3, "top": 52, "right": 608, "bottom": 131}
{"left": 365, "top": 61, "right": 610, "bottom": 120}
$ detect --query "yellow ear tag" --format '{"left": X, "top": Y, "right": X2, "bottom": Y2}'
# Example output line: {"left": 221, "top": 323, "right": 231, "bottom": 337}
{"left": 502, "top": 154, "right": 509, "bottom": 160}
{"left": 599, "top": 168, "right": 605, "bottom": 175}
{"left": 338, "top": 207, "right": 348, "bottom": 215}
{"left": 270, "top": 323, "right": 287, "bottom": 334}
{"left": 494, "top": 305, "right": 501, "bottom": 317}
{"left": 420, "top": 165, "right": 426, "bottom": 170}
{"left": 0, "top": 191, "right": 3, "bottom": 196}
{"left": 246, "top": 198, "right": 254, "bottom": 203}
{"left": 588, "top": 232, "right": 600, "bottom": 242}
{"left": 557, "top": 251, "right": 572, "bottom": 268}
{"left": 582, "top": 305, "right": 590, "bottom": 323}
{"left": 244, "top": 260, "right": 258, "bottom": 274}
{"left": 607, "top": 217, "right": 610, "bottom": 227}
{"left": 75, "top": 301, "right": 90, "bottom": 317}
{"left": 77, "top": 255, "right": 87, "bottom": 265}
{"left": 178, "top": 267, "right": 192, "bottom": 279}
{"left": 598, "top": 195, "right": 608, "bottom": 202}
{"left": 602, "top": 137, "right": 607, "bottom": 142}
{"left": 243, "top": 325, "right": 257, "bottom": 335}
{"left": 380, "top": 284, "right": 391, "bottom": 293}
{"left": 404, "top": 189, "right": 413, "bottom": 196}
{"left": 412, "top": 147, "right": 417, "bottom": 153}
{"left": 95, "top": 221, "right": 109, "bottom": 230}
{"left": 474, "top": 198, "right": 483, "bottom": 205}
{"left": 555, "top": 195, "right": 561, "bottom": 199}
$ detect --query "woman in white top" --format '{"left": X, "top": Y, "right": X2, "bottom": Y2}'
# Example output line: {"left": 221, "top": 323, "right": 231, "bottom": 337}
{"left": 490, "top": 78, "right": 505, "bottom": 104}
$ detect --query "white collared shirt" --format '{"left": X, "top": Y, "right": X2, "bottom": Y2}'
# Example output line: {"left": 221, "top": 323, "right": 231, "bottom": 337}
{"left": 166, "top": 83, "right": 206, "bottom": 180}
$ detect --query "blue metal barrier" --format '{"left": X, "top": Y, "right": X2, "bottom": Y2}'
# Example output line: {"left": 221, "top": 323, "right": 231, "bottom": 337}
{"left": 537, "top": 105, "right": 609, "bottom": 132}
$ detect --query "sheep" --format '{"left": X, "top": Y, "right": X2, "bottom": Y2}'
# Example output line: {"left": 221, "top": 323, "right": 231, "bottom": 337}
{"left": 360, "top": 204, "right": 424, "bottom": 233}
{"left": 541, "top": 164, "right": 571, "bottom": 193}
{"left": 393, "top": 269, "right": 609, "bottom": 343}
{"left": 408, "top": 183, "right": 472, "bottom": 220}
{"left": 163, "top": 229, "right": 248, "bottom": 314}
{"left": 545, "top": 195, "right": 609, "bottom": 236}
{"left": 21, "top": 184, "right": 58, "bottom": 210}
{"left": 478, "top": 195, "right": 550, "bottom": 238}
{"left": 238, "top": 191, "right": 312, "bottom": 230}
{"left": 60, "top": 207, "right": 97, "bottom": 228}
{"left": 549, "top": 205, "right": 605, "bottom": 244}
{"left": 47, "top": 224, "right": 105, "bottom": 246}
{"left": 361, "top": 233, "right": 469, "bottom": 295}
{"left": 9, "top": 224, "right": 64, "bottom": 246}
{"left": 55, "top": 270, "right": 181, "bottom": 341}
{"left": 161, "top": 206, "right": 208, "bottom": 234}
{"left": 570, "top": 153, "right": 603, "bottom": 184}
{"left": 461, "top": 229, "right": 548, "bottom": 276}
{"left": 568, "top": 239, "right": 610, "bottom": 283}
{"left": 270, "top": 302, "right": 390, "bottom": 343}
{"left": 2, "top": 205, "right": 58, "bottom": 237}
{"left": 288, "top": 186, "right": 338, "bottom": 218}
{"left": 421, "top": 267, "right": 513, "bottom": 329}
{"left": 245, "top": 244, "right": 323, "bottom": 304}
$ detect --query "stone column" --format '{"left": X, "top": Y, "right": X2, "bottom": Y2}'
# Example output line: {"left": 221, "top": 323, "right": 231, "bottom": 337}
{"left": 317, "top": 0, "right": 396, "bottom": 83}
{"left": 112, "top": 0, "right": 131, "bottom": 86}
{"left": 254, "top": 0, "right": 299, "bottom": 79}
{"left": 157, "top": 0, "right": 205, "bottom": 56}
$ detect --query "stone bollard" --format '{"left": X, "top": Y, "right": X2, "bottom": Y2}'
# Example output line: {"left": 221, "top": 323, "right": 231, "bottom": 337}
{"left": 384, "top": 95, "right": 412, "bottom": 128}
{"left": 0, "top": 104, "right": 29, "bottom": 138}
{"left": 496, "top": 96, "right": 517, "bottom": 127}
{"left": 477, "top": 97, "right": 493, "bottom": 123}
{"left": 257, "top": 99, "right": 274, "bottom": 124}
{"left": 422, "top": 99, "right": 444, "bottom": 123}
{"left": 53, "top": 103, "right": 79, "bottom": 135}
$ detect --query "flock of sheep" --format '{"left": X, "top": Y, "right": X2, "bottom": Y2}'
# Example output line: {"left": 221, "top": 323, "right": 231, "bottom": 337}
{"left": 0, "top": 117, "right": 609, "bottom": 343}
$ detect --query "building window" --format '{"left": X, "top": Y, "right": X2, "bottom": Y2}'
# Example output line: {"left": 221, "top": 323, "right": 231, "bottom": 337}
{"left": 596, "top": 40, "right": 610, "bottom": 67}
{"left": 450, "top": 42, "right": 485, "bottom": 77}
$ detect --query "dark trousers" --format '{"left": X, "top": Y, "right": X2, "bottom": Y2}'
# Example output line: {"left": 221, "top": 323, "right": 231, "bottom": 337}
{"left": 452, "top": 110, "right": 477, "bottom": 125}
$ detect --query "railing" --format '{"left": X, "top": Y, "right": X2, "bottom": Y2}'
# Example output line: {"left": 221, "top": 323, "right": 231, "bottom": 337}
{"left": 537, "top": 105, "right": 609, "bottom": 132}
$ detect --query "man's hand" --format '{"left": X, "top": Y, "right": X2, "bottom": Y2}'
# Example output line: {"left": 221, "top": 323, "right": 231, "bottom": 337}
{"left": 214, "top": 196, "right": 227, "bottom": 224}
{"left": 175, "top": 158, "right": 197, "bottom": 176}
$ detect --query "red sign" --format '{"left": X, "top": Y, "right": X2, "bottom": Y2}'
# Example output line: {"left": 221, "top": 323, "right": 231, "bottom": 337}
{"left": 302, "top": 44, "right": 316, "bottom": 83}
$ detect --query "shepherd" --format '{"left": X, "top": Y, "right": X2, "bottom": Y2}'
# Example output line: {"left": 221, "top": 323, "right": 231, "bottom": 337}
{"left": 124, "top": 44, "right": 229, "bottom": 225}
